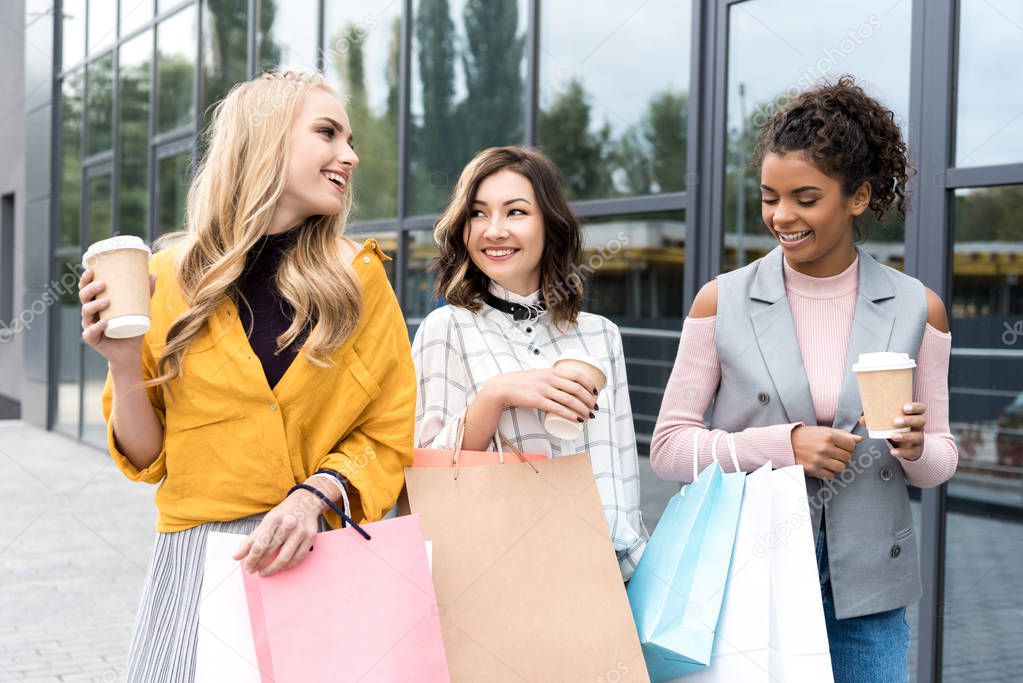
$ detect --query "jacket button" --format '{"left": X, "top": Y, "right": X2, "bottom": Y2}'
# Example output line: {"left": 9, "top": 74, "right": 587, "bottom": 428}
{"left": 890, "top": 544, "right": 901, "bottom": 558}
{"left": 362, "top": 256, "right": 371, "bottom": 263}
{"left": 269, "top": 404, "right": 277, "bottom": 412}
{"left": 525, "top": 327, "right": 533, "bottom": 334}
{"left": 533, "top": 348, "right": 540, "bottom": 355}
{"left": 757, "top": 392, "right": 770, "bottom": 405}
{"left": 880, "top": 466, "right": 893, "bottom": 481}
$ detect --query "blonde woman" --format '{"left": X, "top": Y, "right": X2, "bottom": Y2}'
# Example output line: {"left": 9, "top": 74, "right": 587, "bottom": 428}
{"left": 78, "top": 72, "right": 415, "bottom": 679}
{"left": 412, "top": 146, "right": 648, "bottom": 580}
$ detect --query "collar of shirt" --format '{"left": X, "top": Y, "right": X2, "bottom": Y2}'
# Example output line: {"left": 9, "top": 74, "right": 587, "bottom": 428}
{"left": 486, "top": 281, "right": 542, "bottom": 306}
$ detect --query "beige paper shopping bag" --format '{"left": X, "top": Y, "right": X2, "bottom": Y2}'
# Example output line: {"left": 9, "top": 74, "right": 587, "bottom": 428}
{"left": 405, "top": 453, "right": 650, "bottom": 683}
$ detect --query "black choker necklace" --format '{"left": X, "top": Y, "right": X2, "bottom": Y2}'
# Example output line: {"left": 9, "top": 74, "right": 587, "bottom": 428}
{"left": 483, "top": 291, "right": 547, "bottom": 321}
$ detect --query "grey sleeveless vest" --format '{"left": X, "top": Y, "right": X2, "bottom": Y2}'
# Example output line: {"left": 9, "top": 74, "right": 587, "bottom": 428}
{"left": 711, "top": 245, "right": 927, "bottom": 619}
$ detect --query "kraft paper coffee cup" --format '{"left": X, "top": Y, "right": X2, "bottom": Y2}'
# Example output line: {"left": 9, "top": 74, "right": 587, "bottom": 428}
{"left": 853, "top": 352, "right": 917, "bottom": 439}
{"left": 82, "top": 236, "right": 152, "bottom": 339}
{"left": 544, "top": 352, "right": 608, "bottom": 441}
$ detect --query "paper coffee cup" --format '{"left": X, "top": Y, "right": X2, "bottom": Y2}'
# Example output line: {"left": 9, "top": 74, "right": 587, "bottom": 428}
{"left": 543, "top": 352, "right": 608, "bottom": 441}
{"left": 82, "top": 236, "right": 152, "bottom": 339}
{"left": 853, "top": 352, "right": 917, "bottom": 438}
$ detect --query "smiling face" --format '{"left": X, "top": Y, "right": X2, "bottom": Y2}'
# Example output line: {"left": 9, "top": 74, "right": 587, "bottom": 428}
{"left": 462, "top": 169, "right": 545, "bottom": 296}
{"left": 760, "top": 151, "right": 870, "bottom": 275}
{"left": 272, "top": 87, "right": 359, "bottom": 233}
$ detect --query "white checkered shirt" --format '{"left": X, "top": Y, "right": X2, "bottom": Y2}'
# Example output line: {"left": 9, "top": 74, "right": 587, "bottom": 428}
{"left": 412, "top": 283, "right": 649, "bottom": 579}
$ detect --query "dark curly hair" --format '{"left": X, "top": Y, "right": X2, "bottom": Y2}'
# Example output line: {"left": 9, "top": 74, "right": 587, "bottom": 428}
{"left": 754, "top": 75, "right": 912, "bottom": 237}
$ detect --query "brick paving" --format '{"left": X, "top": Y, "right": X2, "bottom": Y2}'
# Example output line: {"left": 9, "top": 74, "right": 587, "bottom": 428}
{"left": 0, "top": 419, "right": 1019, "bottom": 681}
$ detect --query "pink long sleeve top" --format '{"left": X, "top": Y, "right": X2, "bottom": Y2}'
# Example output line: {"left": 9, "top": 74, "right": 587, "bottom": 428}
{"left": 650, "top": 255, "right": 958, "bottom": 487}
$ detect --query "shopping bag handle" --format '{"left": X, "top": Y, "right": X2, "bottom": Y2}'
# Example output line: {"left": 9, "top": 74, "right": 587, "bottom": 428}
{"left": 288, "top": 483, "right": 371, "bottom": 540}
{"left": 451, "top": 415, "right": 540, "bottom": 480}
{"left": 691, "top": 430, "right": 742, "bottom": 483}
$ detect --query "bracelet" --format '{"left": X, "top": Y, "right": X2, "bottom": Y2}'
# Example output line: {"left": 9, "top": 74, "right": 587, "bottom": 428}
{"left": 287, "top": 483, "right": 370, "bottom": 540}
{"left": 307, "top": 472, "right": 351, "bottom": 519}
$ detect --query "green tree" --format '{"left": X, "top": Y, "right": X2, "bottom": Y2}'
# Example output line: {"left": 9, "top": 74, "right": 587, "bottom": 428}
{"left": 412, "top": 0, "right": 460, "bottom": 213}
{"left": 202, "top": 0, "right": 249, "bottom": 134}
{"left": 646, "top": 91, "right": 687, "bottom": 193}
{"left": 540, "top": 78, "right": 612, "bottom": 199}
{"left": 460, "top": 0, "right": 524, "bottom": 154}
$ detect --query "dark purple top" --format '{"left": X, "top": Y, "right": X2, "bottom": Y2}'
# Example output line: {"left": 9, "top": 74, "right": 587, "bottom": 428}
{"left": 234, "top": 228, "right": 313, "bottom": 390}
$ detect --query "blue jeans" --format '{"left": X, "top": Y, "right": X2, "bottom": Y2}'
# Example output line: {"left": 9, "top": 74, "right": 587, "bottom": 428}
{"left": 817, "top": 528, "right": 911, "bottom": 683}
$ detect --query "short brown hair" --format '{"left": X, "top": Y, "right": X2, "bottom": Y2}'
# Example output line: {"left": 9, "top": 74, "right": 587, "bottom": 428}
{"left": 432, "top": 146, "right": 583, "bottom": 327}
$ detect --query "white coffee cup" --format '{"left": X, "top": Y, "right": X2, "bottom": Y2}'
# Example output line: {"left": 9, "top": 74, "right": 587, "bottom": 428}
{"left": 82, "top": 235, "right": 153, "bottom": 339}
{"left": 853, "top": 351, "right": 917, "bottom": 438}
{"left": 543, "top": 351, "right": 608, "bottom": 441}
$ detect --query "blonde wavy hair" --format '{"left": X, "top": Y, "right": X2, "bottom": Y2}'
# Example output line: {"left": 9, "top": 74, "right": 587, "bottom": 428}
{"left": 149, "top": 71, "right": 361, "bottom": 393}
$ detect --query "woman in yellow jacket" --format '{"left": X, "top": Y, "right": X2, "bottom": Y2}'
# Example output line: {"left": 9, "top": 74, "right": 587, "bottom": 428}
{"left": 77, "top": 71, "right": 415, "bottom": 680}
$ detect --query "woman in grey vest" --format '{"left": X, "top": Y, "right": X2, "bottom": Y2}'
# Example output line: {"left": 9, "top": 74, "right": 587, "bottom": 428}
{"left": 650, "top": 76, "right": 958, "bottom": 683}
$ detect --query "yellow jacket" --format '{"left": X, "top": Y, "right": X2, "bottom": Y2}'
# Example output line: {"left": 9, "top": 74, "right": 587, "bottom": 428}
{"left": 101, "top": 238, "right": 415, "bottom": 532}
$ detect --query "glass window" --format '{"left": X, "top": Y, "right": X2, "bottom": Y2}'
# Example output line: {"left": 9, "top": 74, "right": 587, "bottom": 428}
{"left": 62, "top": 0, "right": 86, "bottom": 69}
{"left": 409, "top": 0, "right": 529, "bottom": 215}
{"left": 121, "top": 0, "right": 155, "bottom": 37}
{"left": 724, "top": 0, "right": 911, "bottom": 270}
{"left": 955, "top": 1, "right": 1023, "bottom": 167}
{"left": 61, "top": 70, "right": 84, "bottom": 248}
{"left": 582, "top": 212, "right": 684, "bottom": 446}
{"left": 156, "top": 5, "right": 197, "bottom": 132}
{"left": 118, "top": 30, "right": 152, "bottom": 239}
{"left": 201, "top": 0, "right": 249, "bottom": 132}
{"left": 87, "top": 174, "right": 113, "bottom": 243}
{"left": 157, "top": 149, "right": 192, "bottom": 234}
{"left": 324, "top": 1, "right": 402, "bottom": 221}
{"left": 538, "top": 0, "right": 691, "bottom": 201}
{"left": 257, "top": 0, "right": 319, "bottom": 72}
{"left": 53, "top": 255, "right": 82, "bottom": 438}
{"left": 404, "top": 229, "right": 441, "bottom": 320}
{"left": 86, "top": 54, "right": 114, "bottom": 155}
{"left": 87, "top": 0, "right": 116, "bottom": 55}
{"left": 944, "top": 184, "right": 1023, "bottom": 678}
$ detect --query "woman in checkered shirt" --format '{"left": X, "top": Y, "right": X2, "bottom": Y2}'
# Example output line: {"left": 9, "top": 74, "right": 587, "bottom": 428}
{"left": 412, "top": 146, "right": 649, "bottom": 580}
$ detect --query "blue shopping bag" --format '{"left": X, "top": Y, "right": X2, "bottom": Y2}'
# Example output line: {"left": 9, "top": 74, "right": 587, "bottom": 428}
{"left": 627, "top": 461, "right": 746, "bottom": 681}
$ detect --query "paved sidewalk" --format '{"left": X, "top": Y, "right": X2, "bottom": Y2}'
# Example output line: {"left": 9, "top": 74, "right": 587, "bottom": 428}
{"left": 0, "top": 421, "right": 155, "bottom": 682}
{"left": 1, "top": 420, "right": 1020, "bottom": 681}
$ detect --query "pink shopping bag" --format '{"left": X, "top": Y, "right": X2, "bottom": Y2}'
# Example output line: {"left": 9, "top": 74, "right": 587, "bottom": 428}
{"left": 241, "top": 513, "right": 450, "bottom": 683}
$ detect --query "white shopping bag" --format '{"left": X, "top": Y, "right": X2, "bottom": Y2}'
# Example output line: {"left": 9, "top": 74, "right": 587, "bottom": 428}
{"left": 196, "top": 531, "right": 261, "bottom": 683}
{"left": 684, "top": 436, "right": 833, "bottom": 682}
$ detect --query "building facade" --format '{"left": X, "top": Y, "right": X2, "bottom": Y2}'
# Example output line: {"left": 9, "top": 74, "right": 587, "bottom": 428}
{"left": 1, "top": 1, "right": 1021, "bottom": 680}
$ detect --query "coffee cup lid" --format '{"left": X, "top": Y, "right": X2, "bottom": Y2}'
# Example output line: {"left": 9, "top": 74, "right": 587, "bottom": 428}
{"left": 853, "top": 351, "right": 916, "bottom": 372}
{"left": 82, "top": 235, "right": 152, "bottom": 266}
{"left": 554, "top": 351, "right": 607, "bottom": 379}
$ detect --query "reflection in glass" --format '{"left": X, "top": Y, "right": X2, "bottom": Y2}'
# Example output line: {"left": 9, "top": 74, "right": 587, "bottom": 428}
{"left": 87, "top": 0, "right": 116, "bottom": 55}
{"left": 583, "top": 213, "right": 684, "bottom": 445}
{"left": 119, "top": 30, "right": 152, "bottom": 239}
{"left": 87, "top": 174, "right": 113, "bottom": 243}
{"left": 956, "top": 1, "right": 1023, "bottom": 167}
{"left": 538, "top": 0, "right": 691, "bottom": 200}
{"left": 945, "top": 184, "right": 1023, "bottom": 677}
{"left": 724, "top": 0, "right": 910, "bottom": 270}
{"left": 324, "top": 1, "right": 401, "bottom": 221}
{"left": 62, "top": 0, "right": 86, "bottom": 69}
{"left": 61, "top": 70, "right": 84, "bottom": 248}
{"left": 157, "top": 5, "right": 197, "bottom": 132}
{"left": 53, "top": 257, "right": 82, "bottom": 438}
{"left": 121, "top": 0, "right": 154, "bottom": 37}
{"left": 404, "top": 229, "right": 441, "bottom": 319}
{"left": 158, "top": 150, "right": 192, "bottom": 234}
{"left": 257, "top": 0, "right": 319, "bottom": 72}
{"left": 409, "top": 0, "right": 528, "bottom": 215}
{"left": 87, "top": 54, "right": 114, "bottom": 155}
{"left": 81, "top": 345, "right": 109, "bottom": 447}
{"left": 201, "top": 0, "right": 249, "bottom": 133}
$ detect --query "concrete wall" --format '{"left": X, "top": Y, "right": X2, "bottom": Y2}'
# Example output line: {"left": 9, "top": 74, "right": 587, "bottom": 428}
{"left": 18, "top": 0, "right": 56, "bottom": 427}
{"left": 0, "top": 1, "right": 28, "bottom": 417}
